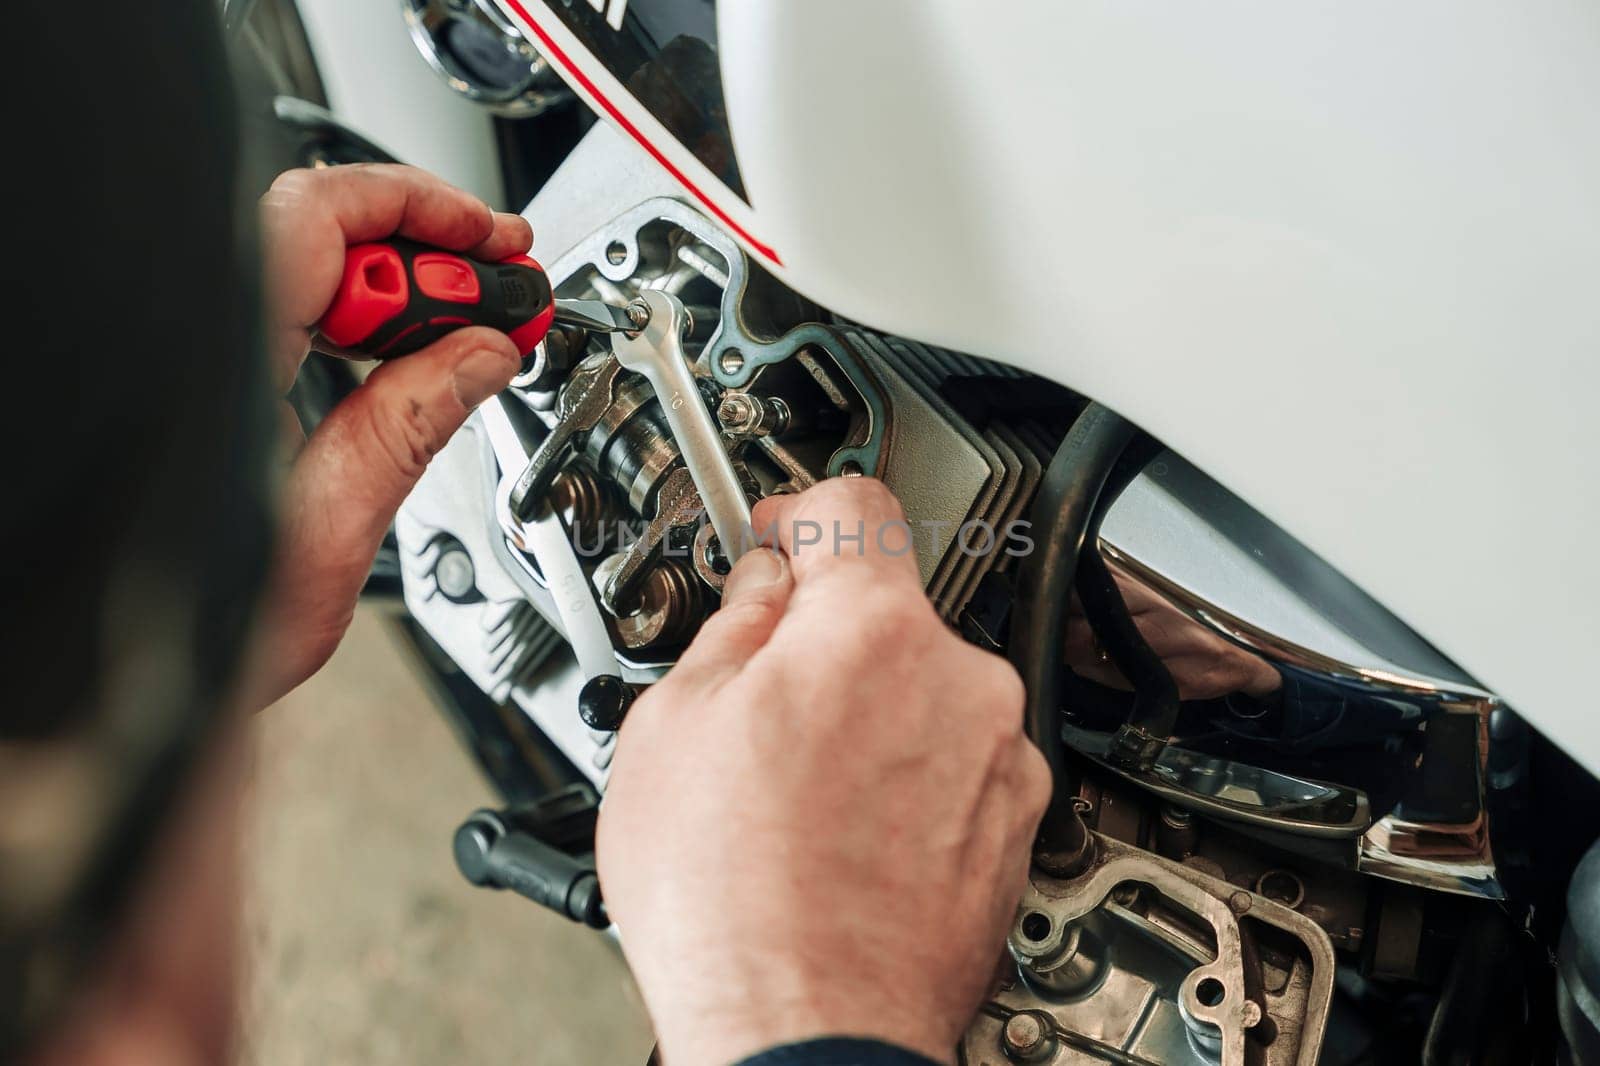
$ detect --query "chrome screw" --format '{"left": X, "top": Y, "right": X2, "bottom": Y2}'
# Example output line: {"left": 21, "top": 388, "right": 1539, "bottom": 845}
{"left": 434, "top": 544, "right": 477, "bottom": 602}
{"left": 1001, "top": 1011, "right": 1057, "bottom": 1062}
{"left": 716, "top": 393, "right": 789, "bottom": 438}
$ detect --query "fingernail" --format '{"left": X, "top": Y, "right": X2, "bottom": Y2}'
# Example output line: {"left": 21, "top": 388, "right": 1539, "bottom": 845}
{"left": 452, "top": 348, "right": 518, "bottom": 408}
{"left": 721, "top": 548, "right": 786, "bottom": 601}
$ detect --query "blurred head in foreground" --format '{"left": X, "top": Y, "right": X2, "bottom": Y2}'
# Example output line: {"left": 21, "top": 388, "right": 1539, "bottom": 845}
{"left": 1, "top": 4, "right": 274, "bottom": 1060}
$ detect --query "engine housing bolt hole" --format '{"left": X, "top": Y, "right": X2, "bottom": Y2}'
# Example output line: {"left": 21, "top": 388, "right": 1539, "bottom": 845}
{"left": 1254, "top": 869, "right": 1306, "bottom": 910}
{"left": 1020, "top": 911, "right": 1052, "bottom": 943}
{"left": 605, "top": 240, "right": 628, "bottom": 266}
{"left": 1196, "top": 977, "right": 1226, "bottom": 1007}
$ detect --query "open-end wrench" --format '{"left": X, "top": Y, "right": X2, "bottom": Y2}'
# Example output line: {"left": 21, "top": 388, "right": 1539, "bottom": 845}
{"left": 611, "top": 290, "right": 753, "bottom": 563}
{"left": 507, "top": 352, "right": 625, "bottom": 521}
{"left": 478, "top": 397, "right": 620, "bottom": 681}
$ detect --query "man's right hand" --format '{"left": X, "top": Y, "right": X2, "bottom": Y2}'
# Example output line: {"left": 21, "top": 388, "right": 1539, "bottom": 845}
{"left": 597, "top": 478, "right": 1052, "bottom": 1065}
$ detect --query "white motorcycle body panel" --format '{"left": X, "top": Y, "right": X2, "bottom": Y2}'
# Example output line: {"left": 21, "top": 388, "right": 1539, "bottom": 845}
{"left": 495, "top": 0, "right": 1600, "bottom": 770}
{"left": 296, "top": 0, "right": 504, "bottom": 203}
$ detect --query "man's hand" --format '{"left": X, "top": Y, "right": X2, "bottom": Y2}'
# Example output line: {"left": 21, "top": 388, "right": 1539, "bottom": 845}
{"left": 598, "top": 478, "right": 1052, "bottom": 1065}
{"left": 243, "top": 164, "right": 532, "bottom": 709}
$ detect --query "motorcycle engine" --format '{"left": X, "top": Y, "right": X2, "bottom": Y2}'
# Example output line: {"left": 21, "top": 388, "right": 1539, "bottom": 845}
{"left": 395, "top": 131, "right": 1536, "bottom": 1065}
{"left": 399, "top": 192, "right": 1071, "bottom": 697}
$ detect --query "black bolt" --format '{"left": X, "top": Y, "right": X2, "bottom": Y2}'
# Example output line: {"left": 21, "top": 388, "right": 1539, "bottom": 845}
{"left": 579, "top": 675, "right": 639, "bottom": 731}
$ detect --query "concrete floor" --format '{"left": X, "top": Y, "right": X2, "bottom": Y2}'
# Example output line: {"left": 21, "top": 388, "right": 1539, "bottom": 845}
{"left": 241, "top": 607, "right": 655, "bottom": 1065}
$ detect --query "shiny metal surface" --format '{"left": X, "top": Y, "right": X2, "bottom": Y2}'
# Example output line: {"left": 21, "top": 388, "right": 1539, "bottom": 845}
{"left": 600, "top": 467, "right": 705, "bottom": 615}
{"left": 610, "top": 290, "right": 753, "bottom": 564}
{"left": 1099, "top": 452, "right": 1481, "bottom": 692}
{"left": 1061, "top": 725, "right": 1372, "bottom": 840}
{"left": 400, "top": 0, "right": 570, "bottom": 117}
{"left": 1065, "top": 507, "right": 1506, "bottom": 898}
{"left": 538, "top": 196, "right": 892, "bottom": 479}
{"left": 553, "top": 297, "right": 639, "bottom": 335}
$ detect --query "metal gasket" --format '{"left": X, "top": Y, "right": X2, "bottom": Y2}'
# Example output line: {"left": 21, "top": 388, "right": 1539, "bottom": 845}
{"left": 540, "top": 197, "right": 891, "bottom": 478}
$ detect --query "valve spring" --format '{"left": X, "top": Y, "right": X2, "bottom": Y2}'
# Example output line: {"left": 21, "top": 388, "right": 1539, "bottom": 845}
{"left": 610, "top": 558, "right": 706, "bottom": 651}
{"left": 548, "top": 466, "right": 611, "bottom": 534}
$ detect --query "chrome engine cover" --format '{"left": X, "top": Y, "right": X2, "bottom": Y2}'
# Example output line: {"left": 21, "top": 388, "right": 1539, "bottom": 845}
{"left": 968, "top": 835, "right": 1335, "bottom": 1066}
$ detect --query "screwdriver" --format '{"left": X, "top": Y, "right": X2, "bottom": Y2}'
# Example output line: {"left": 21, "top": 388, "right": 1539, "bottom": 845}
{"left": 315, "top": 238, "right": 641, "bottom": 360}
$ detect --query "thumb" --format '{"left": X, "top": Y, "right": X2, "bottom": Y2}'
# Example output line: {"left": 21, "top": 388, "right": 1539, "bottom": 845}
{"left": 667, "top": 547, "right": 794, "bottom": 690}
{"left": 246, "top": 327, "right": 520, "bottom": 706}
{"left": 295, "top": 326, "right": 520, "bottom": 517}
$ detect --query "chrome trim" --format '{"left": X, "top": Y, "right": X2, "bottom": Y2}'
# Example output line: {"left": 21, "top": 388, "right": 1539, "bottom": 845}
{"left": 1088, "top": 487, "right": 1504, "bottom": 898}
{"left": 1103, "top": 544, "right": 1490, "bottom": 703}
{"left": 400, "top": 0, "right": 571, "bottom": 118}
{"left": 1063, "top": 724, "right": 1373, "bottom": 839}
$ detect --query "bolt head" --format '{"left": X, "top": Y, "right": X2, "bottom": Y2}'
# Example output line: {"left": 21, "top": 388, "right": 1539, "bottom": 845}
{"left": 579, "top": 674, "right": 636, "bottom": 731}
{"left": 434, "top": 546, "right": 477, "bottom": 601}
{"left": 717, "top": 393, "right": 760, "bottom": 434}
{"left": 1001, "top": 1012, "right": 1055, "bottom": 1060}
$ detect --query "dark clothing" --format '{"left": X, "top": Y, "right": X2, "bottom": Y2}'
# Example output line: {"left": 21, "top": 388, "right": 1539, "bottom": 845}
{"left": 738, "top": 1037, "right": 943, "bottom": 1066}
{"left": 3, "top": 1, "right": 272, "bottom": 1055}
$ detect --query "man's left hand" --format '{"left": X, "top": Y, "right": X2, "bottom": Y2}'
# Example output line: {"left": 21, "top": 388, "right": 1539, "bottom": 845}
{"left": 243, "top": 164, "right": 531, "bottom": 708}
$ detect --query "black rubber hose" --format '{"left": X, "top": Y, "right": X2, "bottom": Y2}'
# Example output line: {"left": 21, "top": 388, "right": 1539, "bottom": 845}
{"left": 1075, "top": 435, "right": 1180, "bottom": 740}
{"left": 1010, "top": 403, "right": 1139, "bottom": 799}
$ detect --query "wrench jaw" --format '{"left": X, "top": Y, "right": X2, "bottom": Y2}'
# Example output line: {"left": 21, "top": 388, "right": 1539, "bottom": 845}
{"left": 487, "top": 292, "right": 757, "bottom": 671}
{"left": 477, "top": 398, "right": 624, "bottom": 682}
{"left": 481, "top": 281, "right": 781, "bottom": 677}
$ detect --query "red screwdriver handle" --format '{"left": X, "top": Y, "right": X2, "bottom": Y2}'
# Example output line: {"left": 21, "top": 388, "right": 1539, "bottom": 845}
{"left": 317, "top": 238, "right": 556, "bottom": 360}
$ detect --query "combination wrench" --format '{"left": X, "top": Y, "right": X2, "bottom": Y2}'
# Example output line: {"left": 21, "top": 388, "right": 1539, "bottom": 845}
{"left": 609, "top": 289, "right": 754, "bottom": 564}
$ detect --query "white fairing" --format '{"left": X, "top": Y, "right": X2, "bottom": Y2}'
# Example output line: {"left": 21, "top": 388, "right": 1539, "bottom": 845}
{"left": 499, "top": 2, "right": 1600, "bottom": 769}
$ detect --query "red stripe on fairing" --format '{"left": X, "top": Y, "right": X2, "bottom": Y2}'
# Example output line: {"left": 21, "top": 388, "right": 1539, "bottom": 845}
{"left": 500, "top": 0, "right": 783, "bottom": 266}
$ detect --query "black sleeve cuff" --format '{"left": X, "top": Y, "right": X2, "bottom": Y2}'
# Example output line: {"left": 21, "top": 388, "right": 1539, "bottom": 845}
{"left": 734, "top": 1037, "right": 943, "bottom": 1066}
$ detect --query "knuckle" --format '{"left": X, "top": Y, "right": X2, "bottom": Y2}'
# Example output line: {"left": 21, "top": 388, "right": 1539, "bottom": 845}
{"left": 959, "top": 652, "right": 1028, "bottom": 749}
{"left": 368, "top": 391, "right": 440, "bottom": 481}
{"left": 853, "top": 475, "right": 900, "bottom": 510}
{"left": 956, "top": 646, "right": 1026, "bottom": 721}
{"left": 804, "top": 474, "right": 898, "bottom": 518}
{"left": 264, "top": 167, "right": 319, "bottom": 206}
{"left": 980, "top": 653, "right": 1027, "bottom": 714}
{"left": 705, "top": 598, "right": 780, "bottom": 641}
